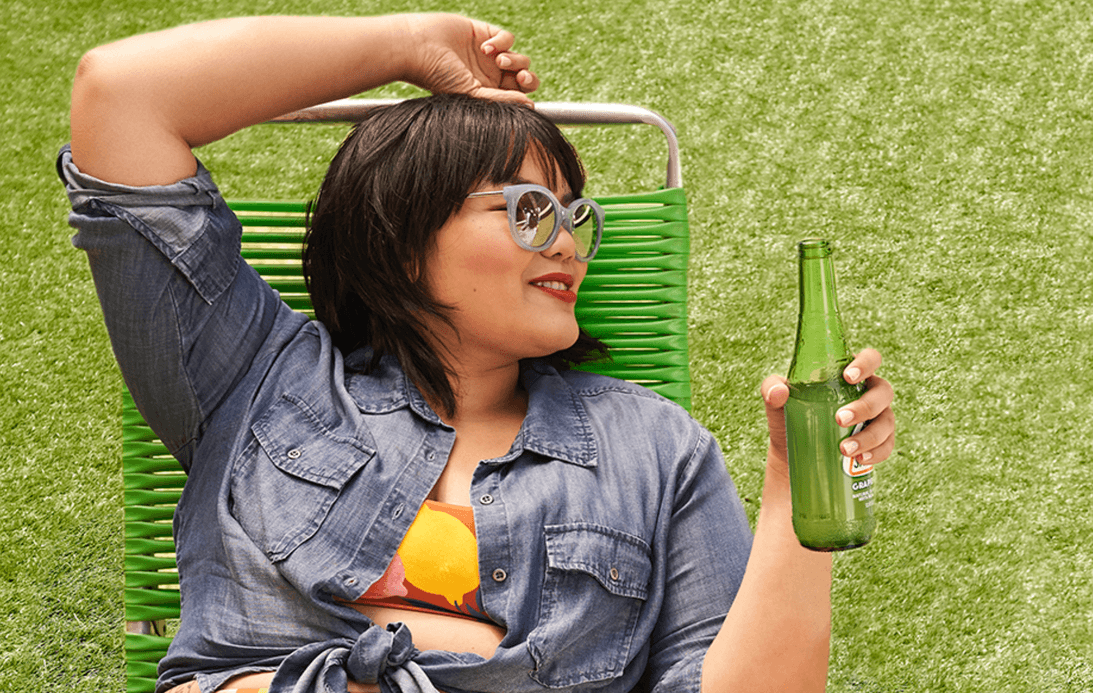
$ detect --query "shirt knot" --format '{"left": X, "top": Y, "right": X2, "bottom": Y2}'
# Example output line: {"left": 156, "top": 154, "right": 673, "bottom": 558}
{"left": 347, "top": 622, "right": 417, "bottom": 684}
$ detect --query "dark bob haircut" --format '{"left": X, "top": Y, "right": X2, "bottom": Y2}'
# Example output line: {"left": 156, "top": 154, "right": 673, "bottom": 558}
{"left": 303, "top": 94, "right": 608, "bottom": 417}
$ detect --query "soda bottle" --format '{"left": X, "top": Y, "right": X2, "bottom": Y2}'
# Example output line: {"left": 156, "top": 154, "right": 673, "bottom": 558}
{"left": 784, "top": 238, "right": 876, "bottom": 551}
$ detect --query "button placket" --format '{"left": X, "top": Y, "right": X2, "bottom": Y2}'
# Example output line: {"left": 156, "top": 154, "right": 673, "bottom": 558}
{"left": 473, "top": 476, "right": 511, "bottom": 611}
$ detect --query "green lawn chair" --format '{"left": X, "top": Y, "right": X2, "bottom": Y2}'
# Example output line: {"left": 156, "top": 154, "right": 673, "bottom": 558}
{"left": 122, "top": 101, "right": 691, "bottom": 693}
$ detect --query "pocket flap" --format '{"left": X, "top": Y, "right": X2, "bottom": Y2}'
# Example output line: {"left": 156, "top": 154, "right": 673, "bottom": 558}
{"left": 251, "top": 394, "right": 375, "bottom": 488}
{"left": 543, "top": 523, "right": 652, "bottom": 600}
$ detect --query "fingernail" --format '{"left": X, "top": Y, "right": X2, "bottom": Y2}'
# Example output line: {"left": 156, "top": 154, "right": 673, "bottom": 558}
{"left": 859, "top": 451, "right": 873, "bottom": 463}
{"left": 845, "top": 367, "right": 861, "bottom": 383}
{"left": 843, "top": 440, "right": 859, "bottom": 456}
{"left": 482, "top": 43, "right": 496, "bottom": 55}
{"left": 837, "top": 409, "right": 853, "bottom": 426}
{"left": 497, "top": 55, "right": 512, "bottom": 68}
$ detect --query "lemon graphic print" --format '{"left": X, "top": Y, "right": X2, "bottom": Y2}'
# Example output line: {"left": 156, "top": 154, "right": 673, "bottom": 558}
{"left": 398, "top": 503, "right": 479, "bottom": 607}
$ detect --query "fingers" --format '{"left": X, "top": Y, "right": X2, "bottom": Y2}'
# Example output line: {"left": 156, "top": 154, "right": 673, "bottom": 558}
{"left": 517, "top": 69, "right": 539, "bottom": 92}
{"left": 480, "top": 27, "right": 516, "bottom": 56}
{"left": 493, "top": 53, "right": 538, "bottom": 94}
{"left": 836, "top": 374, "right": 895, "bottom": 465}
{"left": 836, "top": 374, "right": 892, "bottom": 428}
{"left": 843, "top": 347, "right": 882, "bottom": 385}
{"left": 496, "top": 67, "right": 539, "bottom": 93}
{"left": 472, "top": 51, "right": 538, "bottom": 104}
{"left": 494, "top": 50, "right": 530, "bottom": 72}
{"left": 840, "top": 405, "right": 895, "bottom": 464}
{"left": 481, "top": 27, "right": 539, "bottom": 95}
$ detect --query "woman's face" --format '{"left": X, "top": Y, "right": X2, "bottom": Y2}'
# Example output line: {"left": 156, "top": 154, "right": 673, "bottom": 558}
{"left": 422, "top": 154, "right": 588, "bottom": 369}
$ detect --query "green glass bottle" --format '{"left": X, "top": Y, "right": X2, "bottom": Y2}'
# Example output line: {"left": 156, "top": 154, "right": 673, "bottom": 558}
{"left": 784, "top": 238, "right": 876, "bottom": 551}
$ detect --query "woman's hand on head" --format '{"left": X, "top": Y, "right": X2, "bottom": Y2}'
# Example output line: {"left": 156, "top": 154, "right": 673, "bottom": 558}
{"left": 761, "top": 348, "right": 895, "bottom": 471}
{"left": 400, "top": 14, "right": 540, "bottom": 104}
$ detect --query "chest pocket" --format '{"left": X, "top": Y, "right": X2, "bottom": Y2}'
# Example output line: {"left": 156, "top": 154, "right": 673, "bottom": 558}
{"left": 231, "top": 394, "right": 375, "bottom": 562}
{"left": 528, "top": 522, "right": 653, "bottom": 688}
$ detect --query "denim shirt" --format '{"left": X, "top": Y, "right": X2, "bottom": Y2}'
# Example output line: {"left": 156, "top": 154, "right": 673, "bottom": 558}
{"left": 57, "top": 145, "right": 754, "bottom": 693}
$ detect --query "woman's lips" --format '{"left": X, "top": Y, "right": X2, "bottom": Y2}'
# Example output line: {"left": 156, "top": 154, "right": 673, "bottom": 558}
{"left": 529, "top": 273, "right": 577, "bottom": 303}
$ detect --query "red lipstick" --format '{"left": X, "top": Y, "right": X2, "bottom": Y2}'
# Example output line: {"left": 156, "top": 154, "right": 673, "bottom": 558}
{"left": 529, "top": 272, "right": 577, "bottom": 304}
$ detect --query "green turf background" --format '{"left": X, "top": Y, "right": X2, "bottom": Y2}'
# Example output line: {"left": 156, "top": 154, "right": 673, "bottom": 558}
{"left": 3, "top": 0, "right": 1092, "bottom": 690}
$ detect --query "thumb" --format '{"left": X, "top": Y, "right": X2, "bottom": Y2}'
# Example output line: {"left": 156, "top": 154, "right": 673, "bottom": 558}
{"left": 761, "top": 375, "right": 790, "bottom": 412}
{"left": 469, "top": 85, "right": 536, "bottom": 107}
{"left": 761, "top": 375, "right": 790, "bottom": 460}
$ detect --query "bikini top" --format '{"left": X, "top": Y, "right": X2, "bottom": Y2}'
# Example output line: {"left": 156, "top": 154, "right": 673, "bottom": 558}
{"left": 351, "top": 500, "right": 491, "bottom": 623}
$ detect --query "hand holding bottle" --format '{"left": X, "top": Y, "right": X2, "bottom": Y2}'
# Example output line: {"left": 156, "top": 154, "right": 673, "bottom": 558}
{"left": 763, "top": 349, "right": 893, "bottom": 470}
{"left": 765, "top": 347, "right": 891, "bottom": 467}
{"left": 761, "top": 239, "right": 895, "bottom": 550}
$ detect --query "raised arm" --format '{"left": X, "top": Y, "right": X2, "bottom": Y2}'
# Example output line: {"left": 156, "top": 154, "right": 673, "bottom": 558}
{"left": 69, "top": 13, "right": 538, "bottom": 186}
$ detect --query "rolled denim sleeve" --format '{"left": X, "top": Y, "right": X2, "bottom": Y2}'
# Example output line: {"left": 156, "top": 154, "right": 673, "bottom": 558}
{"left": 643, "top": 430, "right": 754, "bottom": 693}
{"left": 57, "top": 145, "right": 297, "bottom": 470}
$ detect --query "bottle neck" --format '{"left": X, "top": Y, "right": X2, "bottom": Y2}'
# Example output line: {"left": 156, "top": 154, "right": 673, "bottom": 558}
{"left": 788, "top": 243, "right": 853, "bottom": 384}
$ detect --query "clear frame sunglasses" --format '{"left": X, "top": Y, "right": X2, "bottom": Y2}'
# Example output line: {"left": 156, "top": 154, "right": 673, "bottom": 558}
{"left": 466, "top": 183, "right": 604, "bottom": 262}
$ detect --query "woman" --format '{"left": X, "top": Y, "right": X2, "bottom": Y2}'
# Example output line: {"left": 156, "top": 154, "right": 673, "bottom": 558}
{"left": 60, "top": 13, "right": 895, "bottom": 693}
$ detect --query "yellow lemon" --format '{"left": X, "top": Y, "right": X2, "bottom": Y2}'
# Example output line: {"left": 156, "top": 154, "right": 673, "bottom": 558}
{"left": 398, "top": 504, "right": 479, "bottom": 606}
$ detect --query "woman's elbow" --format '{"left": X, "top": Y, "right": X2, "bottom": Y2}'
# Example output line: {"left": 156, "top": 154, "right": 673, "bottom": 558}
{"left": 72, "top": 46, "right": 116, "bottom": 115}
{"left": 70, "top": 47, "right": 121, "bottom": 154}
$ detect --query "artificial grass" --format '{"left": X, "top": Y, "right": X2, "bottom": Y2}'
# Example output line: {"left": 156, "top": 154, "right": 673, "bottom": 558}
{"left": 3, "top": 0, "right": 1093, "bottom": 691}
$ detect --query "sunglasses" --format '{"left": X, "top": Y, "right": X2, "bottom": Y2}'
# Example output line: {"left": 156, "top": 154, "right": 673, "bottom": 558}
{"left": 466, "top": 184, "right": 604, "bottom": 262}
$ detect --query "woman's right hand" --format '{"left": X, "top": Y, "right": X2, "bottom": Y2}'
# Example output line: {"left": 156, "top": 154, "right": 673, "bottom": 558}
{"left": 400, "top": 14, "right": 540, "bottom": 104}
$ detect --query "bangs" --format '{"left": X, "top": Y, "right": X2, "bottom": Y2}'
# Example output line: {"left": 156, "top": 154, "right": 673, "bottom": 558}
{"left": 391, "top": 95, "right": 587, "bottom": 199}
{"left": 474, "top": 116, "right": 586, "bottom": 196}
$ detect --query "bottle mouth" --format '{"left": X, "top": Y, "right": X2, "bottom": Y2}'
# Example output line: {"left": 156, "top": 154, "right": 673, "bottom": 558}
{"left": 798, "top": 238, "right": 832, "bottom": 258}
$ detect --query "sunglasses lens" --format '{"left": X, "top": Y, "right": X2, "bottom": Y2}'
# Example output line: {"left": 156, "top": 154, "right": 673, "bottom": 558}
{"left": 515, "top": 190, "right": 557, "bottom": 248}
{"left": 570, "top": 202, "right": 599, "bottom": 258}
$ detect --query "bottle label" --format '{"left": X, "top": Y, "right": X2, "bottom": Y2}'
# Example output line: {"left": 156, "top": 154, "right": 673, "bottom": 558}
{"left": 841, "top": 422, "right": 875, "bottom": 507}
{"left": 841, "top": 422, "right": 872, "bottom": 478}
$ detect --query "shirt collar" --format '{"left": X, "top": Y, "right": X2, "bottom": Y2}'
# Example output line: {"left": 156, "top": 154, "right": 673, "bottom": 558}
{"left": 518, "top": 361, "right": 598, "bottom": 468}
{"left": 344, "top": 350, "right": 427, "bottom": 416}
{"left": 345, "top": 351, "right": 598, "bottom": 468}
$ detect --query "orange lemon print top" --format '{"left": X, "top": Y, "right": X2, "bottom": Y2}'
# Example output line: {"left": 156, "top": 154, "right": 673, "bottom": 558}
{"left": 353, "top": 500, "right": 490, "bottom": 623}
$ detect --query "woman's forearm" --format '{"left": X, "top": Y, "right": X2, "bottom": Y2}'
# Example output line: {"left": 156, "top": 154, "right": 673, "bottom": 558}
{"left": 70, "top": 15, "right": 412, "bottom": 184}
{"left": 701, "top": 450, "right": 833, "bottom": 693}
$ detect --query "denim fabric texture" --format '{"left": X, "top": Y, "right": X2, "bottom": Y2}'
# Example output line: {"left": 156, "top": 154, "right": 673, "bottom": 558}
{"left": 57, "top": 146, "right": 754, "bottom": 693}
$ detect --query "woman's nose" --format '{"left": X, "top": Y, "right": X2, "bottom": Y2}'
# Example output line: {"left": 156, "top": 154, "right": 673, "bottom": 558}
{"left": 541, "top": 221, "right": 577, "bottom": 260}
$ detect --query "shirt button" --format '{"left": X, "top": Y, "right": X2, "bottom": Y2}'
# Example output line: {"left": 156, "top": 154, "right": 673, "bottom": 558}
{"left": 479, "top": 494, "right": 495, "bottom": 505}
{"left": 610, "top": 567, "right": 620, "bottom": 581}
{"left": 427, "top": 452, "right": 436, "bottom": 461}
{"left": 492, "top": 568, "right": 508, "bottom": 583}
{"left": 344, "top": 576, "right": 358, "bottom": 586}
{"left": 286, "top": 448, "right": 302, "bottom": 459}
